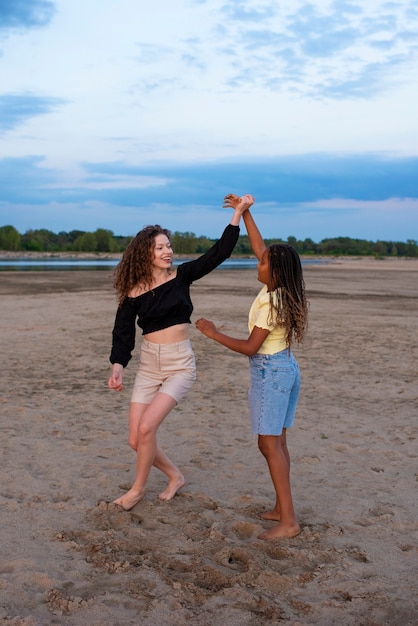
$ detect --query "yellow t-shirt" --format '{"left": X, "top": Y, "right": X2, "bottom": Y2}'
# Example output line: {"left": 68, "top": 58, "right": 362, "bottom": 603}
{"left": 248, "top": 285, "right": 287, "bottom": 355}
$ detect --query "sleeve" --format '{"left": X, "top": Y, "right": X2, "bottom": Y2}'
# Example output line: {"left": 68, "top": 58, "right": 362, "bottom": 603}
{"left": 178, "top": 224, "right": 240, "bottom": 284}
{"left": 109, "top": 298, "right": 137, "bottom": 367}
{"left": 253, "top": 293, "right": 276, "bottom": 331}
{"left": 254, "top": 302, "right": 275, "bottom": 332}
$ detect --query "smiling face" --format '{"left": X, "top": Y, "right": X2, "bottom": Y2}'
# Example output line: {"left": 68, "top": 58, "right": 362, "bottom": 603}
{"left": 257, "top": 248, "right": 270, "bottom": 286}
{"left": 152, "top": 233, "right": 173, "bottom": 270}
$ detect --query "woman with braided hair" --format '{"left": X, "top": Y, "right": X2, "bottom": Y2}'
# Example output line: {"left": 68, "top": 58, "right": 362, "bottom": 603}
{"left": 196, "top": 194, "right": 308, "bottom": 540}
{"left": 107, "top": 196, "right": 253, "bottom": 510}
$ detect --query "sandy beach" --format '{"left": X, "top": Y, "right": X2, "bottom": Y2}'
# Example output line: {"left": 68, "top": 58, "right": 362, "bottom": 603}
{"left": 0, "top": 257, "right": 417, "bottom": 625}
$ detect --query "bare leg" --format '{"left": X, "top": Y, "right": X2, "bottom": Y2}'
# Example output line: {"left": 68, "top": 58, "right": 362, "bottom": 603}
{"left": 113, "top": 393, "right": 180, "bottom": 510}
{"left": 153, "top": 445, "right": 185, "bottom": 501}
{"left": 259, "top": 429, "right": 291, "bottom": 521}
{"left": 257, "top": 430, "right": 300, "bottom": 539}
{"left": 125, "top": 401, "right": 185, "bottom": 501}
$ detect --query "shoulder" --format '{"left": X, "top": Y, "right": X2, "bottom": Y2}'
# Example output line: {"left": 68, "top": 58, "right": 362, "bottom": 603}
{"left": 129, "top": 269, "right": 180, "bottom": 297}
{"left": 256, "top": 285, "right": 270, "bottom": 305}
{"left": 128, "top": 286, "right": 144, "bottom": 298}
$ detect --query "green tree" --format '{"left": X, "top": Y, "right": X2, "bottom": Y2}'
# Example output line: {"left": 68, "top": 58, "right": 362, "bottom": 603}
{"left": 373, "top": 241, "right": 387, "bottom": 257}
{"left": 68, "top": 230, "right": 86, "bottom": 244}
{"left": 234, "top": 235, "right": 252, "bottom": 255}
{"left": 301, "top": 238, "right": 317, "bottom": 255}
{"left": 0, "top": 225, "right": 21, "bottom": 250}
{"left": 73, "top": 232, "right": 97, "bottom": 251}
{"left": 2, "top": 224, "right": 417, "bottom": 257}
{"left": 94, "top": 228, "right": 116, "bottom": 252}
{"left": 21, "top": 228, "right": 60, "bottom": 251}
{"left": 405, "top": 239, "right": 418, "bottom": 257}
{"left": 171, "top": 231, "right": 197, "bottom": 254}
{"left": 111, "top": 235, "right": 132, "bottom": 252}
{"left": 195, "top": 236, "right": 213, "bottom": 253}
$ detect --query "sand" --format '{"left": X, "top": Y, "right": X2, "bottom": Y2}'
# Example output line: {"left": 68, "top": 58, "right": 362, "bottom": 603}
{"left": 0, "top": 257, "right": 417, "bottom": 625}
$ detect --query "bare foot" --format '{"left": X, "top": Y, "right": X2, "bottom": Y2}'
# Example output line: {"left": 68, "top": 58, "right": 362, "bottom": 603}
{"left": 257, "top": 522, "right": 301, "bottom": 540}
{"left": 158, "top": 473, "right": 185, "bottom": 501}
{"left": 259, "top": 509, "right": 281, "bottom": 522}
{"left": 112, "top": 487, "right": 145, "bottom": 511}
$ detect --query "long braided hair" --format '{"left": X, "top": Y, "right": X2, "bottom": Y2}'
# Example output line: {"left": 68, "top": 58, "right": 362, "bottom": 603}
{"left": 113, "top": 225, "right": 172, "bottom": 306}
{"left": 267, "top": 244, "right": 308, "bottom": 348}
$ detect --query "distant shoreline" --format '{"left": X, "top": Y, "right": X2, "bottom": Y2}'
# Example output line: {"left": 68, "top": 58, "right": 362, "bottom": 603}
{"left": 1, "top": 250, "right": 417, "bottom": 263}
{"left": 0, "top": 251, "right": 123, "bottom": 260}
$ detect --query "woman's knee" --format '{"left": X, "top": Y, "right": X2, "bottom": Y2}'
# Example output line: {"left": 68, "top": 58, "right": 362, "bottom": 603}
{"left": 258, "top": 435, "right": 274, "bottom": 456}
{"left": 128, "top": 437, "right": 138, "bottom": 451}
{"left": 258, "top": 433, "right": 286, "bottom": 456}
{"left": 137, "top": 421, "right": 156, "bottom": 441}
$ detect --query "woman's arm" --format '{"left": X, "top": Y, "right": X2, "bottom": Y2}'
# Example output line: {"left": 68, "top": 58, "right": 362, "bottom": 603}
{"left": 223, "top": 194, "right": 266, "bottom": 261}
{"left": 195, "top": 318, "right": 269, "bottom": 356}
{"left": 109, "top": 299, "right": 136, "bottom": 367}
{"left": 178, "top": 194, "right": 254, "bottom": 284}
{"left": 242, "top": 209, "right": 266, "bottom": 261}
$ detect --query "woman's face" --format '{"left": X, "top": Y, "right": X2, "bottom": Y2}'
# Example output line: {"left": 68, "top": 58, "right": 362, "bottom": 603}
{"left": 152, "top": 234, "right": 173, "bottom": 270}
{"left": 257, "top": 249, "right": 270, "bottom": 285}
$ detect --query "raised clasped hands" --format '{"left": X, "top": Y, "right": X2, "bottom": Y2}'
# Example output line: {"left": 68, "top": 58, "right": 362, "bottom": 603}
{"left": 223, "top": 193, "right": 255, "bottom": 214}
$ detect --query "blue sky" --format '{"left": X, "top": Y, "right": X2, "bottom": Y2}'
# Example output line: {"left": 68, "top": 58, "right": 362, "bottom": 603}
{"left": 1, "top": 0, "right": 417, "bottom": 241}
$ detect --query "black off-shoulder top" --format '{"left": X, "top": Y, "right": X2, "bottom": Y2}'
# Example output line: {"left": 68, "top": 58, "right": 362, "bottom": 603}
{"left": 110, "top": 224, "right": 239, "bottom": 367}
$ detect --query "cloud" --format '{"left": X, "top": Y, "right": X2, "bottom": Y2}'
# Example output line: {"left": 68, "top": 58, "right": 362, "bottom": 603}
{"left": 214, "top": 0, "right": 418, "bottom": 99}
{"left": 68, "top": 1, "right": 415, "bottom": 109}
{"left": 0, "top": 93, "right": 66, "bottom": 133}
{"left": 0, "top": 156, "right": 57, "bottom": 203}
{"left": 221, "top": 2, "right": 276, "bottom": 22}
{"left": 135, "top": 43, "right": 173, "bottom": 64}
{"left": 1, "top": 151, "right": 417, "bottom": 207}
{"left": 0, "top": 0, "right": 55, "bottom": 31}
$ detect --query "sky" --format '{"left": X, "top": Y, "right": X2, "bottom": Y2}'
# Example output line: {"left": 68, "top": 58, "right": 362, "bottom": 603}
{"left": 1, "top": 0, "right": 418, "bottom": 242}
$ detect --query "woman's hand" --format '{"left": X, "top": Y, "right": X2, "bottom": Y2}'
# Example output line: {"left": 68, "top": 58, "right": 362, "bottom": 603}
{"left": 108, "top": 364, "right": 124, "bottom": 391}
{"left": 195, "top": 318, "right": 217, "bottom": 339}
{"left": 223, "top": 193, "right": 255, "bottom": 214}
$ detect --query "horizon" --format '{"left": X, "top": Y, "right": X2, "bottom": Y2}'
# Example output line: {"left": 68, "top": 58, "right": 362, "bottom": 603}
{"left": 1, "top": 222, "right": 416, "bottom": 246}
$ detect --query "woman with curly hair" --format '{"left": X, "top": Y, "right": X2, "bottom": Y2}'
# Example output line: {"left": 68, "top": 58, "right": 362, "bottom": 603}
{"left": 196, "top": 194, "right": 308, "bottom": 540}
{"left": 108, "top": 195, "right": 253, "bottom": 510}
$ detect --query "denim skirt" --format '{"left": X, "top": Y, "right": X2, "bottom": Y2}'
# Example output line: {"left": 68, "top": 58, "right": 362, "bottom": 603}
{"left": 248, "top": 349, "right": 301, "bottom": 435}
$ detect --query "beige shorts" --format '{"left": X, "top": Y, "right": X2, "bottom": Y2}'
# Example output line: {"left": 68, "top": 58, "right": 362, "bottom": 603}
{"left": 131, "top": 338, "right": 196, "bottom": 404}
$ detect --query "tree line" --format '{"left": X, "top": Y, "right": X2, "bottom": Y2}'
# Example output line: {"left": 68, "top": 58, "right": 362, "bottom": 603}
{"left": 0, "top": 224, "right": 417, "bottom": 257}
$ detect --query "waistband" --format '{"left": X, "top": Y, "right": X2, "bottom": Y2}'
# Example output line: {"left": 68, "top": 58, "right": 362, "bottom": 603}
{"left": 141, "top": 338, "right": 192, "bottom": 353}
{"left": 250, "top": 348, "right": 295, "bottom": 362}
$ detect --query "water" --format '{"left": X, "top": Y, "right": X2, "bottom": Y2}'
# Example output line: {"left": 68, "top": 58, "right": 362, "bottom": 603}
{"left": 0, "top": 258, "right": 122, "bottom": 271}
{"left": 0, "top": 257, "right": 324, "bottom": 271}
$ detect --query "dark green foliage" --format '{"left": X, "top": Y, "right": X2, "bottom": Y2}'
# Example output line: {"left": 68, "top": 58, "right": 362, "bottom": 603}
{"left": 0, "top": 225, "right": 21, "bottom": 251}
{"left": 0, "top": 225, "right": 416, "bottom": 257}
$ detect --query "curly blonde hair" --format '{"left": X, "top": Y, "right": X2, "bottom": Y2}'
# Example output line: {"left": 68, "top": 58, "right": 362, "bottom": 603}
{"left": 113, "top": 225, "right": 171, "bottom": 306}
{"left": 267, "top": 244, "right": 308, "bottom": 348}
